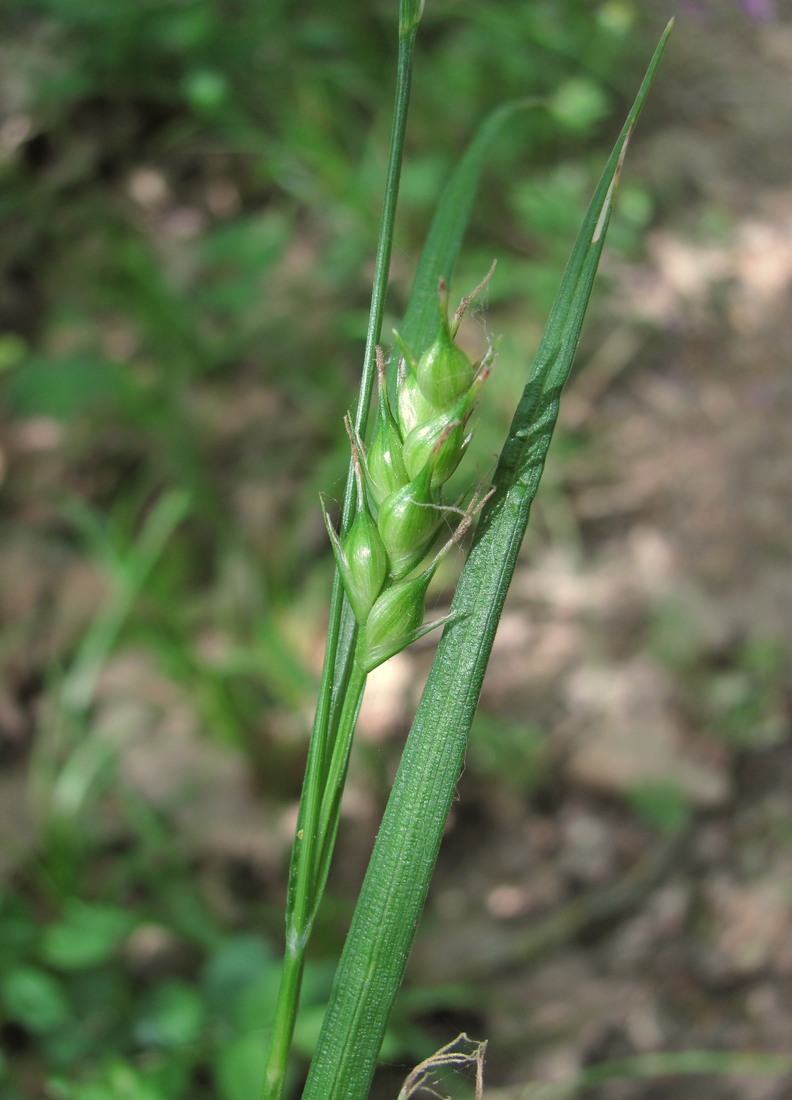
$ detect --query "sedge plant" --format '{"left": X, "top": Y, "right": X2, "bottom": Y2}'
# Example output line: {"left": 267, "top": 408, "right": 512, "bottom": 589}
{"left": 263, "top": 4, "right": 673, "bottom": 1098}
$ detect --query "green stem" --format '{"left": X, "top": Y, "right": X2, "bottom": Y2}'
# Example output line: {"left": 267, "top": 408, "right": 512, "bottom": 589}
{"left": 262, "top": 942, "right": 305, "bottom": 1100}
{"left": 263, "top": 661, "right": 367, "bottom": 1100}
{"left": 262, "top": 4, "right": 420, "bottom": 1095}
{"left": 314, "top": 658, "right": 368, "bottom": 909}
{"left": 323, "top": 0, "right": 421, "bottom": 709}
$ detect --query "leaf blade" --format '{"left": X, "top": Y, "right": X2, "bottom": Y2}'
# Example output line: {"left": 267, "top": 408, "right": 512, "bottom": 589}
{"left": 399, "top": 100, "right": 534, "bottom": 356}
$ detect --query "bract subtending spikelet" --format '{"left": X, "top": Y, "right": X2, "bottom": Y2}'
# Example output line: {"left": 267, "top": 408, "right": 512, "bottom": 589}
{"left": 365, "top": 349, "right": 409, "bottom": 507}
{"left": 322, "top": 501, "right": 388, "bottom": 625}
{"left": 376, "top": 463, "right": 444, "bottom": 579}
{"left": 322, "top": 419, "right": 389, "bottom": 624}
{"left": 396, "top": 355, "right": 436, "bottom": 438}
{"left": 357, "top": 572, "right": 430, "bottom": 672}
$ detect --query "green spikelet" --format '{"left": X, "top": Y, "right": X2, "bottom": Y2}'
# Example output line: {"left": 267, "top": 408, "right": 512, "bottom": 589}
{"left": 376, "top": 462, "right": 444, "bottom": 580}
{"left": 402, "top": 411, "right": 466, "bottom": 486}
{"left": 415, "top": 278, "right": 476, "bottom": 409}
{"left": 357, "top": 490, "right": 492, "bottom": 673}
{"left": 357, "top": 568, "right": 435, "bottom": 673}
{"left": 394, "top": 347, "right": 436, "bottom": 438}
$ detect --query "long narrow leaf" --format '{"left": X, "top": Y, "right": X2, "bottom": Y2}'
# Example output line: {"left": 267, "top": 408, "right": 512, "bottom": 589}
{"left": 399, "top": 99, "right": 533, "bottom": 355}
{"left": 302, "top": 24, "right": 673, "bottom": 1100}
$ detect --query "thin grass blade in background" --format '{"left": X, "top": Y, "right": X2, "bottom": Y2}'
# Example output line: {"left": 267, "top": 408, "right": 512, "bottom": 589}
{"left": 399, "top": 99, "right": 535, "bottom": 356}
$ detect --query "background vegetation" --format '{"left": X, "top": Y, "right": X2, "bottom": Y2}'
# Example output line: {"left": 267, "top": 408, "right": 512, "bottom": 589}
{"left": 2, "top": 1, "right": 791, "bottom": 1098}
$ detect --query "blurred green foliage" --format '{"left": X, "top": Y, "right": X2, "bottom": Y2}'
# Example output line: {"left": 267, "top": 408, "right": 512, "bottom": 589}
{"left": 628, "top": 779, "right": 692, "bottom": 838}
{"left": 0, "top": 0, "right": 661, "bottom": 1094}
{"left": 0, "top": 876, "right": 477, "bottom": 1098}
{"left": 648, "top": 598, "right": 789, "bottom": 752}
{"left": 468, "top": 712, "right": 549, "bottom": 795}
{"left": 0, "top": 879, "right": 309, "bottom": 1100}
{"left": 0, "top": 0, "right": 652, "bottom": 561}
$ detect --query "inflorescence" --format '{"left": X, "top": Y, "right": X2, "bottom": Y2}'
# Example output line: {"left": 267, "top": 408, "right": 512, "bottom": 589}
{"left": 324, "top": 267, "right": 495, "bottom": 672}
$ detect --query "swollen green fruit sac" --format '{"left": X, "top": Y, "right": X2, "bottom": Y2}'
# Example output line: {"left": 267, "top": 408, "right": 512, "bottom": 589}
{"left": 357, "top": 572, "right": 429, "bottom": 673}
{"left": 323, "top": 504, "right": 388, "bottom": 624}
{"left": 416, "top": 320, "right": 475, "bottom": 409}
{"left": 401, "top": 377, "right": 480, "bottom": 484}
{"left": 342, "top": 510, "right": 388, "bottom": 622}
{"left": 377, "top": 465, "right": 443, "bottom": 579}
{"left": 402, "top": 411, "right": 466, "bottom": 486}
{"left": 366, "top": 409, "right": 409, "bottom": 508}
{"left": 397, "top": 363, "right": 436, "bottom": 438}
